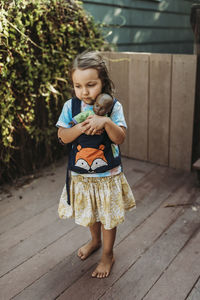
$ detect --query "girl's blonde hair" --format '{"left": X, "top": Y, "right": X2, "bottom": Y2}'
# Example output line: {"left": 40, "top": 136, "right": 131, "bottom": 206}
{"left": 71, "top": 51, "right": 115, "bottom": 96}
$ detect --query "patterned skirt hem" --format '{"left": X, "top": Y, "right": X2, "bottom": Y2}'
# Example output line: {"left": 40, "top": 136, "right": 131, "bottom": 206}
{"left": 58, "top": 172, "right": 136, "bottom": 230}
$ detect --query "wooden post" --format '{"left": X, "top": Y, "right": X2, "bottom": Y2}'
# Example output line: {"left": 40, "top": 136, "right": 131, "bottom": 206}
{"left": 191, "top": 5, "right": 200, "bottom": 165}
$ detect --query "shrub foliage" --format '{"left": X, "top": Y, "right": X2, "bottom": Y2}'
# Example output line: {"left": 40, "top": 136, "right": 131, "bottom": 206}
{"left": 0, "top": 0, "right": 106, "bottom": 183}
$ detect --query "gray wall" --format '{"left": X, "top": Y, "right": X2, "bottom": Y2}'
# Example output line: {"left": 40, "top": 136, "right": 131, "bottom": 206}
{"left": 82, "top": 0, "right": 198, "bottom": 54}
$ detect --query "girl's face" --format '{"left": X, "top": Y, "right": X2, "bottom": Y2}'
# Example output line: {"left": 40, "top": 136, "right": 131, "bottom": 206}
{"left": 72, "top": 68, "right": 103, "bottom": 105}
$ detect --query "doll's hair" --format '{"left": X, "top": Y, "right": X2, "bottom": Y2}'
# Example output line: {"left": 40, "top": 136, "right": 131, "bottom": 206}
{"left": 71, "top": 50, "right": 115, "bottom": 96}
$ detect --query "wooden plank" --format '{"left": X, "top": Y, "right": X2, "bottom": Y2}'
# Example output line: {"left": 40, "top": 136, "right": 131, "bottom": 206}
{"left": 128, "top": 53, "right": 149, "bottom": 161}
{"left": 116, "top": 167, "right": 187, "bottom": 244}
{"left": 0, "top": 158, "right": 153, "bottom": 255}
{"left": 0, "top": 163, "right": 66, "bottom": 235}
{"left": 0, "top": 225, "right": 91, "bottom": 300}
{"left": 127, "top": 165, "right": 184, "bottom": 205}
{"left": 144, "top": 230, "right": 200, "bottom": 300}
{"left": 102, "top": 52, "right": 197, "bottom": 171}
{"left": 15, "top": 201, "right": 183, "bottom": 300}
{"left": 50, "top": 171, "right": 191, "bottom": 299}
{"left": 12, "top": 247, "right": 102, "bottom": 300}
{"left": 148, "top": 53, "right": 172, "bottom": 166}
{"left": 170, "top": 54, "right": 197, "bottom": 171}
{"left": 0, "top": 204, "right": 58, "bottom": 254}
{"left": 122, "top": 157, "right": 156, "bottom": 184}
{"left": 0, "top": 217, "right": 76, "bottom": 277}
{"left": 0, "top": 157, "right": 151, "bottom": 255}
{"left": 1, "top": 165, "right": 185, "bottom": 299}
{"left": 101, "top": 196, "right": 200, "bottom": 300}
{"left": 106, "top": 52, "right": 130, "bottom": 156}
{"left": 83, "top": 0, "right": 192, "bottom": 22}
{"left": 0, "top": 159, "right": 66, "bottom": 219}
{"left": 187, "top": 288, "right": 200, "bottom": 300}
{"left": 191, "top": 5, "right": 200, "bottom": 163}
{"left": 14, "top": 172, "right": 189, "bottom": 300}
{"left": 106, "top": 27, "right": 193, "bottom": 45}
{"left": 54, "top": 175, "right": 197, "bottom": 300}
{"left": 0, "top": 157, "right": 136, "bottom": 249}
{"left": 0, "top": 185, "right": 60, "bottom": 236}
{"left": 186, "top": 277, "right": 200, "bottom": 300}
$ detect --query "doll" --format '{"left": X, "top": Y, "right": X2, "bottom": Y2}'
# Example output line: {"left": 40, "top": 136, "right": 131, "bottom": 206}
{"left": 69, "top": 93, "right": 113, "bottom": 126}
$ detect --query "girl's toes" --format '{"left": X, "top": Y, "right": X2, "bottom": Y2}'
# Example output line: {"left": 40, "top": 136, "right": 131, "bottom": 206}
{"left": 77, "top": 250, "right": 84, "bottom": 259}
{"left": 99, "top": 272, "right": 105, "bottom": 279}
{"left": 92, "top": 270, "right": 98, "bottom": 278}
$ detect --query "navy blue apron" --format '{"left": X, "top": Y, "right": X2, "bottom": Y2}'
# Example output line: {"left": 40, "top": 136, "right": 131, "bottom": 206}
{"left": 66, "top": 97, "right": 121, "bottom": 204}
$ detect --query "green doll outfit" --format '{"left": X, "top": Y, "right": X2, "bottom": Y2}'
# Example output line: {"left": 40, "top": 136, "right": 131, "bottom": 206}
{"left": 72, "top": 110, "right": 95, "bottom": 124}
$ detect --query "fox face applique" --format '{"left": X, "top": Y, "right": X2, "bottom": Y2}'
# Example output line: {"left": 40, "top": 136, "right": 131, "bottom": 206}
{"left": 75, "top": 145, "right": 108, "bottom": 172}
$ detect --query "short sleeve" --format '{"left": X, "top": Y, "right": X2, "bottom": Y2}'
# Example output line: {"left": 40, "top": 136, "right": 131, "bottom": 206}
{"left": 56, "top": 99, "right": 72, "bottom": 128}
{"left": 110, "top": 100, "right": 127, "bottom": 128}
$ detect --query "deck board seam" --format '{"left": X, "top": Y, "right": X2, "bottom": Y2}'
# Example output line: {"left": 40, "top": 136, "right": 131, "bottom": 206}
{"left": 11, "top": 195, "right": 184, "bottom": 298}
{"left": 0, "top": 224, "right": 77, "bottom": 279}
{"left": 116, "top": 173, "right": 190, "bottom": 248}
{"left": 185, "top": 275, "right": 200, "bottom": 300}
{"left": 98, "top": 178, "right": 198, "bottom": 299}
{"left": 98, "top": 209, "right": 186, "bottom": 300}
{"left": 142, "top": 224, "right": 200, "bottom": 300}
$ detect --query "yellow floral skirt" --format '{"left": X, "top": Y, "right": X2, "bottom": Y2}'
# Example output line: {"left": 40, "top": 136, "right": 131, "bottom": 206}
{"left": 58, "top": 172, "right": 136, "bottom": 230}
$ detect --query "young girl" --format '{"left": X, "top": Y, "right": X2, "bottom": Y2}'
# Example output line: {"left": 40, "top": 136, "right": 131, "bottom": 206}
{"left": 56, "top": 51, "right": 136, "bottom": 279}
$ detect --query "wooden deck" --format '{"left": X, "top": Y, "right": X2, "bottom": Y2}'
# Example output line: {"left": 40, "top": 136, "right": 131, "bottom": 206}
{"left": 0, "top": 157, "right": 200, "bottom": 300}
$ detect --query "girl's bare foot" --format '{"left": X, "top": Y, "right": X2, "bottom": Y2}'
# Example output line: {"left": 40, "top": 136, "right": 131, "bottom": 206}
{"left": 77, "top": 240, "right": 101, "bottom": 260}
{"left": 92, "top": 253, "right": 115, "bottom": 278}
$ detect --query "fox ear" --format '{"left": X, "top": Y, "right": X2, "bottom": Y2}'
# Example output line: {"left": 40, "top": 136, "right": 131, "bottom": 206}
{"left": 77, "top": 145, "right": 82, "bottom": 151}
{"left": 99, "top": 144, "right": 105, "bottom": 151}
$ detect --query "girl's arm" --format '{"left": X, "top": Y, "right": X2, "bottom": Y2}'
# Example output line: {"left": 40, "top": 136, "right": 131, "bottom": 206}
{"left": 104, "top": 117, "right": 126, "bottom": 144}
{"left": 82, "top": 115, "right": 126, "bottom": 145}
{"left": 58, "top": 122, "right": 104, "bottom": 144}
{"left": 58, "top": 123, "right": 89, "bottom": 144}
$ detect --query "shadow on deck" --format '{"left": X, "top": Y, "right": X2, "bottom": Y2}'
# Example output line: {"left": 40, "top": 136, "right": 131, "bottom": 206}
{"left": 0, "top": 157, "right": 200, "bottom": 300}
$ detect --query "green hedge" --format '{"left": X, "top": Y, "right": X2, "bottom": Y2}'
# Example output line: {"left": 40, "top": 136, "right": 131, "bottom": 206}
{"left": 0, "top": 0, "right": 106, "bottom": 183}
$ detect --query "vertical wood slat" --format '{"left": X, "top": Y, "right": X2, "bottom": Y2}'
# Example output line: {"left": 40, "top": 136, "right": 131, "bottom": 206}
{"left": 190, "top": 5, "right": 200, "bottom": 163}
{"left": 129, "top": 53, "right": 149, "bottom": 161}
{"left": 103, "top": 52, "right": 196, "bottom": 171}
{"left": 106, "top": 52, "right": 130, "bottom": 156}
{"left": 148, "top": 54, "right": 172, "bottom": 166}
{"left": 170, "top": 54, "right": 197, "bottom": 170}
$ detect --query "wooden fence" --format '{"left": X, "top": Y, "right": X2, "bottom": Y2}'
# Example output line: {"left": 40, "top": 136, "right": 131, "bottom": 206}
{"left": 191, "top": 4, "right": 200, "bottom": 164}
{"left": 103, "top": 52, "right": 197, "bottom": 171}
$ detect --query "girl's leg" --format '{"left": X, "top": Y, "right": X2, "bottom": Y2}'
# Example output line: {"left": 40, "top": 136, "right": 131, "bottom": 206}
{"left": 78, "top": 222, "right": 102, "bottom": 260}
{"left": 92, "top": 225, "right": 116, "bottom": 278}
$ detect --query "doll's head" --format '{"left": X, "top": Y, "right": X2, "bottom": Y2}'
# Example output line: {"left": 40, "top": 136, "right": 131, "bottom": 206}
{"left": 93, "top": 93, "right": 113, "bottom": 116}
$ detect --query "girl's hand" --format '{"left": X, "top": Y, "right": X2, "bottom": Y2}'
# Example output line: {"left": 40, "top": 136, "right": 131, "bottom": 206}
{"left": 84, "top": 128, "right": 104, "bottom": 135}
{"left": 76, "top": 122, "right": 90, "bottom": 134}
{"left": 77, "top": 121, "right": 104, "bottom": 135}
{"left": 82, "top": 115, "right": 107, "bottom": 135}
